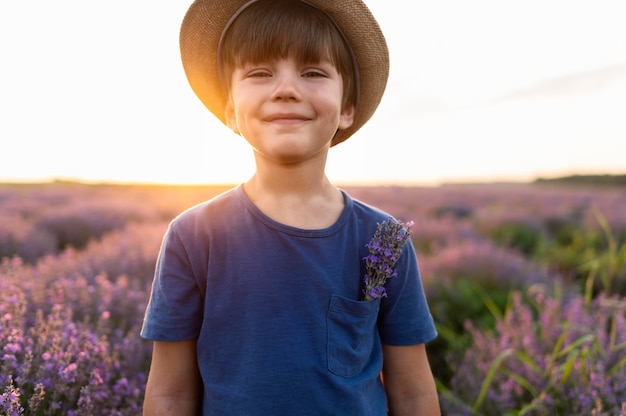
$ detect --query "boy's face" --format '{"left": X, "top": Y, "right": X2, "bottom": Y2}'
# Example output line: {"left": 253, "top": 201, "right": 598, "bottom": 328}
{"left": 225, "top": 56, "right": 354, "bottom": 164}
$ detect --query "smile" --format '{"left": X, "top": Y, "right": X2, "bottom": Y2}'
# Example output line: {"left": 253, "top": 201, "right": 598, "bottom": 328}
{"left": 264, "top": 113, "right": 311, "bottom": 123}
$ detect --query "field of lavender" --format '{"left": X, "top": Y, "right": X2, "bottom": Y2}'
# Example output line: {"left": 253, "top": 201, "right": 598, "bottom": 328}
{"left": 1, "top": 181, "right": 625, "bottom": 415}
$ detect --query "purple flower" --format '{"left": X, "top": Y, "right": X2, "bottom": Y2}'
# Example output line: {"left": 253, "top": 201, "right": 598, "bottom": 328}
{"left": 362, "top": 220, "right": 413, "bottom": 301}
{"left": 60, "top": 363, "right": 78, "bottom": 383}
{"left": 368, "top": 286, "right": 387, "bottom": 299}
{"left": 0, "top": 377, "right": 24, "bottom": 416}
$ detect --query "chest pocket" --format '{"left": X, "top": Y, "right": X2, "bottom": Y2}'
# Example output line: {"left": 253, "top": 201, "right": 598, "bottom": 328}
{"left": 326, "top": 294, "right": 381, "bottom": 377}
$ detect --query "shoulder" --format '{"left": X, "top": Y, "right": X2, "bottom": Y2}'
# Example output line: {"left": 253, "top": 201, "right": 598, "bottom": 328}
{"left": 158, "top": 186, "right": 246, "bottom": 250}
{"left": 170, "top": 186, "right": 242, "bottom": 228}
{"left": 343, "top": 190, "right": 397, "bottom": 225}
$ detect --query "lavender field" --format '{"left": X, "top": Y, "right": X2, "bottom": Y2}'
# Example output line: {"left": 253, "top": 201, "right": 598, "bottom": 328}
{"left": 1, "top": 181, "right": 625, "bottom": 415}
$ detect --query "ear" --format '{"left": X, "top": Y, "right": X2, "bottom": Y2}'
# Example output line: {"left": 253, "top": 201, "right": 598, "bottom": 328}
{"left": 338, "top": 104, "right": 355, "bottom": 131}
{"left": 225, "top": 99, "right": 240, "bottom": 135}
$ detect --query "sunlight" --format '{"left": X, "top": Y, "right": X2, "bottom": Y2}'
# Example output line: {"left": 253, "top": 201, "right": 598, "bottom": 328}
{"left": 1, "top": 0, "right": 624, "bottom": 185}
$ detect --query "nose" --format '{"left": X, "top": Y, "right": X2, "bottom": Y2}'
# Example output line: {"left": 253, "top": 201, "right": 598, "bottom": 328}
{"left": 271, "top": 71, "right": 301, "bottom": 102}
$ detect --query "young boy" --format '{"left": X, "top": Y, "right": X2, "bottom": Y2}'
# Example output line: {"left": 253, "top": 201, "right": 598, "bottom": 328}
{"left": 141, "top": 0, "right": 440, "bottom": 414}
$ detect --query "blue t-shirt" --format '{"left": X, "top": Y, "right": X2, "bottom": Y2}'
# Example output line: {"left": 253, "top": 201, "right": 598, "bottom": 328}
{"left": 141, "top": 185, "right": 436, "bottom": 415}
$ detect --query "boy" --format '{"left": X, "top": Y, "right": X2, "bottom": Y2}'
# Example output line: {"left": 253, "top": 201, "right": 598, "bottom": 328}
{"left": 141, "top": 0, "right": 440, "bottom": 414}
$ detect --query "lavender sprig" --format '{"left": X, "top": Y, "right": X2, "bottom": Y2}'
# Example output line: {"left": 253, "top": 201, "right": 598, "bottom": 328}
{"left": 362, "top": 219, "right": 414, "bottom": 301}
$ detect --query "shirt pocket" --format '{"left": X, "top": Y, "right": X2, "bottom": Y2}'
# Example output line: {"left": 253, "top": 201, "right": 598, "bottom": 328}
{"left": 326, "top": 294, "right": 381, "bottom": 377}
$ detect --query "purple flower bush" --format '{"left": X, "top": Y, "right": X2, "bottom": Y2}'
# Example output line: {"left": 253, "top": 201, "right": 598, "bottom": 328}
{"left": 421, "top": 238, "right": 554, "bottom": 292}
{"left": 0, "top": 182, "right": 624, "bottom": 413}
{"left": 0, "top": 184, "right": 255, "bottom": 413}
{"left": 441, "top": 286, "right": 626, "bottom": 415}
{"left": 0, "top": 214, "right": 57, "bottom": 263}
{"left": 418, "top": 237, "right": 561, "bottom": 385}
{"left": 420, "top": 237, "right": 557, "bottom": 334}
{"left": 0, "top": 219, "right": 167, "bottom": 414}
{"left": 0, "top": 183, "right": 228, "bottom": 263}
{"left": 409, "top": 217, "right": 478, "bottom": 255}
{"left": 1, "top": 295, "right": 147, "bottom": 414}
{"left": 0, "top": 376, "right": 24, "bottom": 416}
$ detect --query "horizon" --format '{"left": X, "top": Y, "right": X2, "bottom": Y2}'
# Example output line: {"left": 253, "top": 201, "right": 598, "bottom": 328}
{"left": 2, "top": 172, "right": 624, "bottom": 189}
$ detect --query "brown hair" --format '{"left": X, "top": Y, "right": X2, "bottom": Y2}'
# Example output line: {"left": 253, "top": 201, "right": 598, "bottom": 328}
{"left": 218, "top": 0, "right": 357, "bottom": 110}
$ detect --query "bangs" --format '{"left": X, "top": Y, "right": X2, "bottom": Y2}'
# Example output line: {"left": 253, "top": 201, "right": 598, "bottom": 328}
{"left": 218, "top": 0, "right": 357, "bottom": 107}
{"left": 223, "top": 7, "right": 342, "bottom": 68}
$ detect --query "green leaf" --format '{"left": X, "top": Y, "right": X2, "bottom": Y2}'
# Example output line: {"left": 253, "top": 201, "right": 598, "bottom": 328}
{"left": 554, "top": 334, "right": 595, "bottom": 360}
{"left": 518, "top": 398, "right": 549, "bottom": 416}
{"left": 560, "top": 351, "right": 577, "bottom": 384}
{"left": 501, "top": 367, "right": 539, "bottom": 397}
{"left": 609, "top": 354, "right": 626, "bottom": 378}
{"left": 472, "top": 348, "right": 515, "bottom": 412}
{"left": 544, "top": 322, "right": 570, "bottom": 376}
{"left": 513, "top": 350, "right": 541, "bottom": 376}
{"left": 472, "top": 284, "right": 504, "bottom": 321}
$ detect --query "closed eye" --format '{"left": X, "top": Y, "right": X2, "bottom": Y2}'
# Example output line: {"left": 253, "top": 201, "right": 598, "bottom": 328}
{"left": 247, "top": 70, "right": 272, "bottom": 78}
{"left": 302, "top": 70, "right": 327, "bottom": 78}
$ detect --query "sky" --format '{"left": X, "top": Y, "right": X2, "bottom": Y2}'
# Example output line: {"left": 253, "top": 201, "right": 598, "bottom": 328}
{"left": 1, "top": 0, "right": 625, "bottom": 186}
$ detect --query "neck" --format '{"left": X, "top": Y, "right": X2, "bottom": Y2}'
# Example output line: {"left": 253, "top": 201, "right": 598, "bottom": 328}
{"left": 244, "top": 168, "right": 340, "bottom": 207}
{"left": 242, "top": 151, "right": 344, "bottom": 229}
{"left": 245, "top": 150, "right": 335, "bottom": 197}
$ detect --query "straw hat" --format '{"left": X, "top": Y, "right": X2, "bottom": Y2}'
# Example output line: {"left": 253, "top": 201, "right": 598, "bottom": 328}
{"left": 179, "top": 0, "right": 389, "bottom": 146}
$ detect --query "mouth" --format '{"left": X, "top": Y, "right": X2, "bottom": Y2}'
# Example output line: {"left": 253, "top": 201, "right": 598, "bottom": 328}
{"left": 264, "top": 113, "right": 311, "bottom": 123}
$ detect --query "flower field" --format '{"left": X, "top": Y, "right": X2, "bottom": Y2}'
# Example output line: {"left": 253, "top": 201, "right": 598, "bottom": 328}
{"left": 1, "top": 181, "right": 625, "bottom": 415}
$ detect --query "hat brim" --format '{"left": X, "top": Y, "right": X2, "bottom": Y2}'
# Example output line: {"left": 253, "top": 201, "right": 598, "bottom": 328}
{"left": 180, "top": 0, "right": 389, "bottom": 146}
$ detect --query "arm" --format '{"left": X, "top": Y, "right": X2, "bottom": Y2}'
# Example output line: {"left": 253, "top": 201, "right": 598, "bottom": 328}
{"left": 143, "top": 339, "right": 202, "bottom": 415}
{"left": 382, "top": 343, "right": 441, "bottom": 416}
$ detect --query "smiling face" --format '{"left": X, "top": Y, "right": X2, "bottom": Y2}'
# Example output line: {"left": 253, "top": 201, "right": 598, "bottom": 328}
{"left": 218, "top": 0, "right": 358, "bottom": 164}
{"left": 225, "top": 57, "right": 354, "bottom": 164}
{"left": 219, "top": 0, "right": 357, "bottom": 118}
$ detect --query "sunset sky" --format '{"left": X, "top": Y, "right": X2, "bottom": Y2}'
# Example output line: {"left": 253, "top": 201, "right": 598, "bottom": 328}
{"left": 1, "top": 0, "right": 625, "bottom": 185}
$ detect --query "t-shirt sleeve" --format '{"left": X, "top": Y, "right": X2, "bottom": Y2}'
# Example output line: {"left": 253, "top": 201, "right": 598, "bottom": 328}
{"left": 140, "top": 223, "right": 204, "bottom": 341}
{"left": 377, "top": 239, "right": 437, "bottom": 345}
